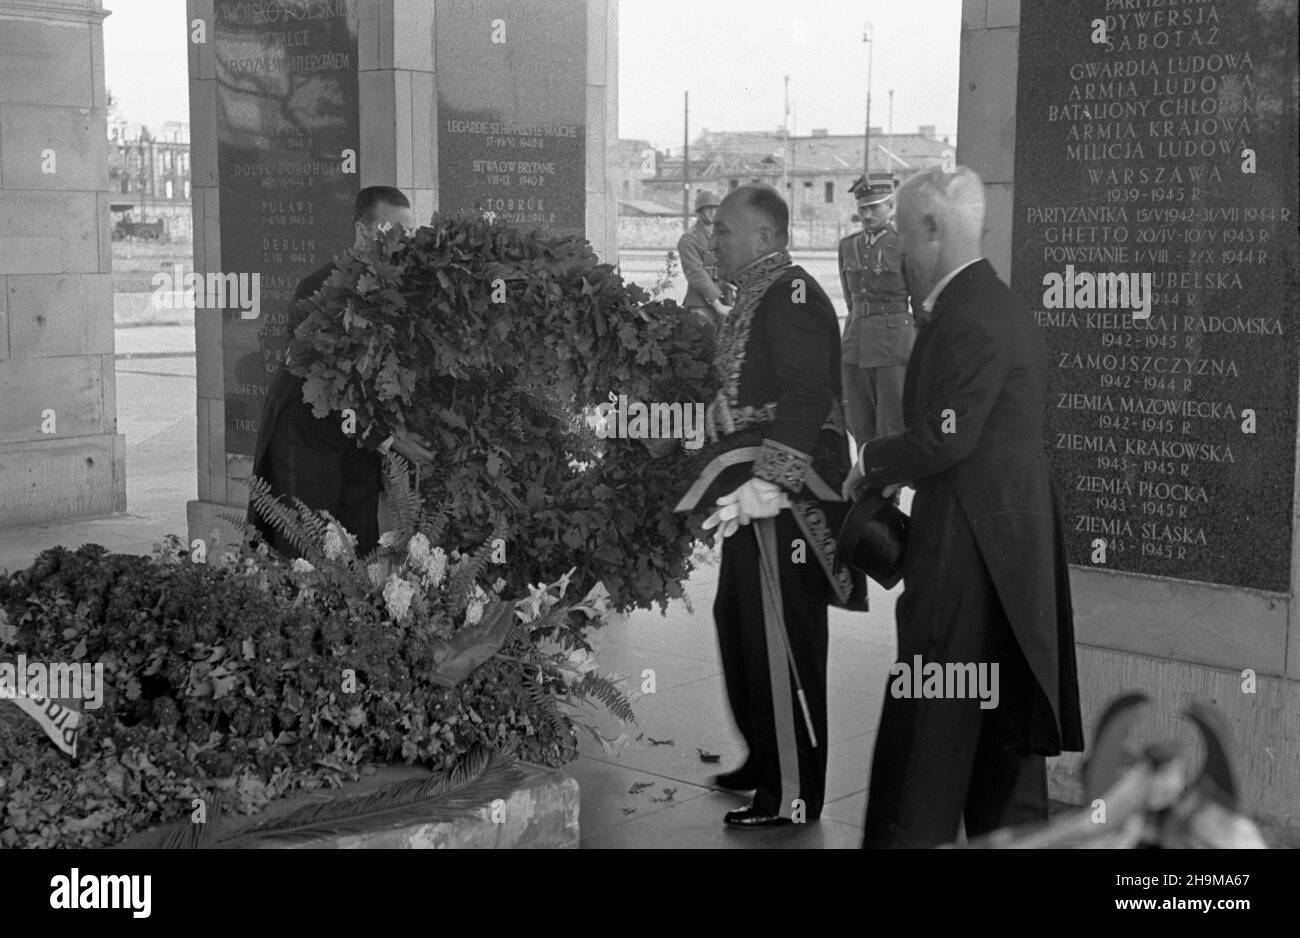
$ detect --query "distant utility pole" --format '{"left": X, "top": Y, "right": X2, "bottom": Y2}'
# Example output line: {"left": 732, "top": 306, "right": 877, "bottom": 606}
{"left": 862, "top": 21, "right": 874, "bottom": 179}
{"left": 782, "top": 75, "right": 790, "bottom": 195}
{"left": 889, "top": 88, "right": 895, "bottom": 140}
{"left": 784, "top": 75, "right": 792, "bottom": 248}
{"left": 682, "top": 91, "right": 691, "bottom": 233}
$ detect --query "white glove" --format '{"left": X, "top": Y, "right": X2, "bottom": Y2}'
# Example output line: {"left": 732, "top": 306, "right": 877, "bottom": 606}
{"left": 702, "top": 478, "right": 791, "bottom": 538}
{"left": 711, "top": 297, "right": 732, "bottom": 316}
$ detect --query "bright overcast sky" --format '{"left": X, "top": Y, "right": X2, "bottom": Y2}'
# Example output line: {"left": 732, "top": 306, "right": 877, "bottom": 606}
{"left": 619, "top": 0, "right": 962, "bottom": 149}
{"left": 103, "top": 0, "right": 962, "bottom": 146}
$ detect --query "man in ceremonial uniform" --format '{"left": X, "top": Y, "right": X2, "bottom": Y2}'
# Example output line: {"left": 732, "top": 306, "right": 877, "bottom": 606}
{"left": 841, "top": 166, "right": 1084, "bottom": 847}
{"left": 677, "top": 190, "right": 731, "bottom": 340}
{"left": 673, "top": 185, "right": 862, "bottom": 828}
{"left": 838, "top": 177, "right": 917, "bottom": 448}
{"left": 249, "top": 186, "right": 434, "bottom": 558}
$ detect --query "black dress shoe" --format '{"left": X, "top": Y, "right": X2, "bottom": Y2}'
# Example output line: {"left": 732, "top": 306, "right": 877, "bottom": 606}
{"left": 711, "top": 768, "right": 758, "bottom": 792}
{"left": 724, "top": 805, "right": 793, "bottom": 828}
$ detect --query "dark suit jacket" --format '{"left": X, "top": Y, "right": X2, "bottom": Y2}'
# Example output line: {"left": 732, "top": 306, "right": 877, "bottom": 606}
{"left": 859, "top": 259, "right": 1084, "bottom": 754}
{"left": 248, "top": 261, "right": 389, "bottom": 555}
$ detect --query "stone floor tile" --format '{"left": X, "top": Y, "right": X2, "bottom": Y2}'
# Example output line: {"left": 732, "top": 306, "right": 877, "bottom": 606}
{"left": 579, "top": 789, "right": 863, "bottom": 849}
{"left": 561, "top": 757, "right": 712, "bottom": 839}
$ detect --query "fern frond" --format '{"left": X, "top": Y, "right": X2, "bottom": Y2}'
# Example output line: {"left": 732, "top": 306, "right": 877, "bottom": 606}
{"left": 524, "top": 680, "right": 569, "bottom": 737}
{"left": 114, "top": 791, "right": 229, "bottom": 849}
{"left": 218, "top": 511, "right": 256, "bottom": 543}
{"left": 382, "top": 452, "right": 422, "bottom": 541}
{"left": 244, "top": 475, "right": 329, "bottom": 565}
{"left": 422, "top": 502, "right": 450, "bottom": 548}
{"left": 572, "top": 672, "right": 636, "bottom": 725}
{"left": 446, "top": 522, "right": 508, "bottom": 608}
{"left": 124, "top": 745, "right": 524, "bottom": 849}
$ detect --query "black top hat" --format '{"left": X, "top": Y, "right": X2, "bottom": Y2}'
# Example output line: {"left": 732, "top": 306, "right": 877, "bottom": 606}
{"left": 834, "top": 488, "right": 908, "bottom": 589}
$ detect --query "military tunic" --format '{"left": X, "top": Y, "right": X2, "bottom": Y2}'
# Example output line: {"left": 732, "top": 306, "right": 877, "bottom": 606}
{"left": 678, "top": 221, "right": 725, "bottom": 340}
{"left": 838, "top": 222, "right": 917, "bottom": 446}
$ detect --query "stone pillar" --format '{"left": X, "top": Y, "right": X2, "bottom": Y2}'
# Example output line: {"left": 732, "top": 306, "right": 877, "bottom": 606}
{"left": 186, "top": 0, "right": 618, "bottom": 548}
{"left": 0, "top": 0, "right": 124, "bottom": 527}
{"left": 959, "top": 0, "right": 1299, "bottom": 829}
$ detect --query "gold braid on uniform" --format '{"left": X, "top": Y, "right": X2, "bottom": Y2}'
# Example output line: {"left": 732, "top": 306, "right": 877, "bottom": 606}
{"left": 790, "top": 500, "right": 855, "bottom": 605}
{"left": 754, "top": 439, "right": 810, "bottom": 493}
{"left": 708, "top": 249, "right": 792, "bottom": 422}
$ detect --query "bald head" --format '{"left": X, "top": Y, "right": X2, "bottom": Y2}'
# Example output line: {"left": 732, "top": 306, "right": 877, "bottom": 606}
{"left": 710, "top": 185, "right": 789, "bottom": 279}
{"left": 892, "top": 165, "right": 986, "bottom": 305}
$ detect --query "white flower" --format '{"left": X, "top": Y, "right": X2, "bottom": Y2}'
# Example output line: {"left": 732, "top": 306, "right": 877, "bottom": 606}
{"left": 554, "top": 566, "right": 576, "bottom": 600}
{"left": 321, "top": 517, "right": 357, "bottom": 562}
{"left": 407, "top": 532, "right": 432, "bottom": 568}
{"left": 405, "top": 533, "right": 449, "bottom": 588}
{"left": 378, "top": 531, "right": 400, "bottom": 549}
{"left": 519, "top": 582, "right": 550, "bottom": 622}
{"left": 383, "top": 573, "right": 418, "bottom": 623}
{"left": 566, "top": 648, "right": 599, "bottom": 674}
{"left": 465, "top": 598, "right": 485, "bottom": 626}
{"left": 366, "top": 563, "right": 387, "bottom": 589}
{"left": 322, "top": 528, "right": 345, "bottom": 561}
{"left": 291, "top": 558, "right": 315, "bottom": 574}
{"left": 427, "top": 548, "right": 448, "bottom": 587}
{"left": 492, "top": 577, "right": 507, "bottom": 594}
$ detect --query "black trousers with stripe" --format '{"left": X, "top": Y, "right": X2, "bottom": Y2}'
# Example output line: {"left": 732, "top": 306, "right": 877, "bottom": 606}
{"left": 713, "top": 511, "right": 831, "bottom": 820}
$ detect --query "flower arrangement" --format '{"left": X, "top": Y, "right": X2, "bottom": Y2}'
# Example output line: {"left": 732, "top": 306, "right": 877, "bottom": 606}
{"left": 238, "top": 453, "right": 635, "bottom": 733}
{"left": 0, "top": 460, "right": 636, "bottom": 849}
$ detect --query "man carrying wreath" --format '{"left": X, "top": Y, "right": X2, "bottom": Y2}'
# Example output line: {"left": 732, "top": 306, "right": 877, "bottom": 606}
{"left": 249, "top": 186, "right": 435, "bottom": 557}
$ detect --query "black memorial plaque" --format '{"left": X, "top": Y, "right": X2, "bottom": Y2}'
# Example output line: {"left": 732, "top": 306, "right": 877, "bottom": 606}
{"left": 435, "top": 0, "right": 587, "bottom": 236}
{"left": 214, "top": 0, "right": 359, "bottom": 458}
{"left": 1012, "top": 0, "right": 1299, "bottom": 592}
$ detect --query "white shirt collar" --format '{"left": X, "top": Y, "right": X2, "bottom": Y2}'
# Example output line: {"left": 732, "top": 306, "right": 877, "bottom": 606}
{"left": 922, "top": 258, "right": 984, "bottom": 315}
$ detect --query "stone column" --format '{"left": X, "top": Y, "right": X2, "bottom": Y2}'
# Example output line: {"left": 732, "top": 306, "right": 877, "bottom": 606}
{"left": 186, "top": 0, "right": 618, "bottom": 548}
{"left": 0, "top": 0, "right": 124, "bottom": 527}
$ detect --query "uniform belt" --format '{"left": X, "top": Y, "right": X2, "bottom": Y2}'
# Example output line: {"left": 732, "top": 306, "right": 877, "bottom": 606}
{"left": 854, "top": 299, "right": 910, "bottom": 318}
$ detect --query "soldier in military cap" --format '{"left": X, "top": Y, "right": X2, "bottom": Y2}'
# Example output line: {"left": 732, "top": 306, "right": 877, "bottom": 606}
{"left": 838, "top": 177, "right": 917, "bottom": 448}
{"left": 677, "top": 189, "right": 731, "bottom": 340}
